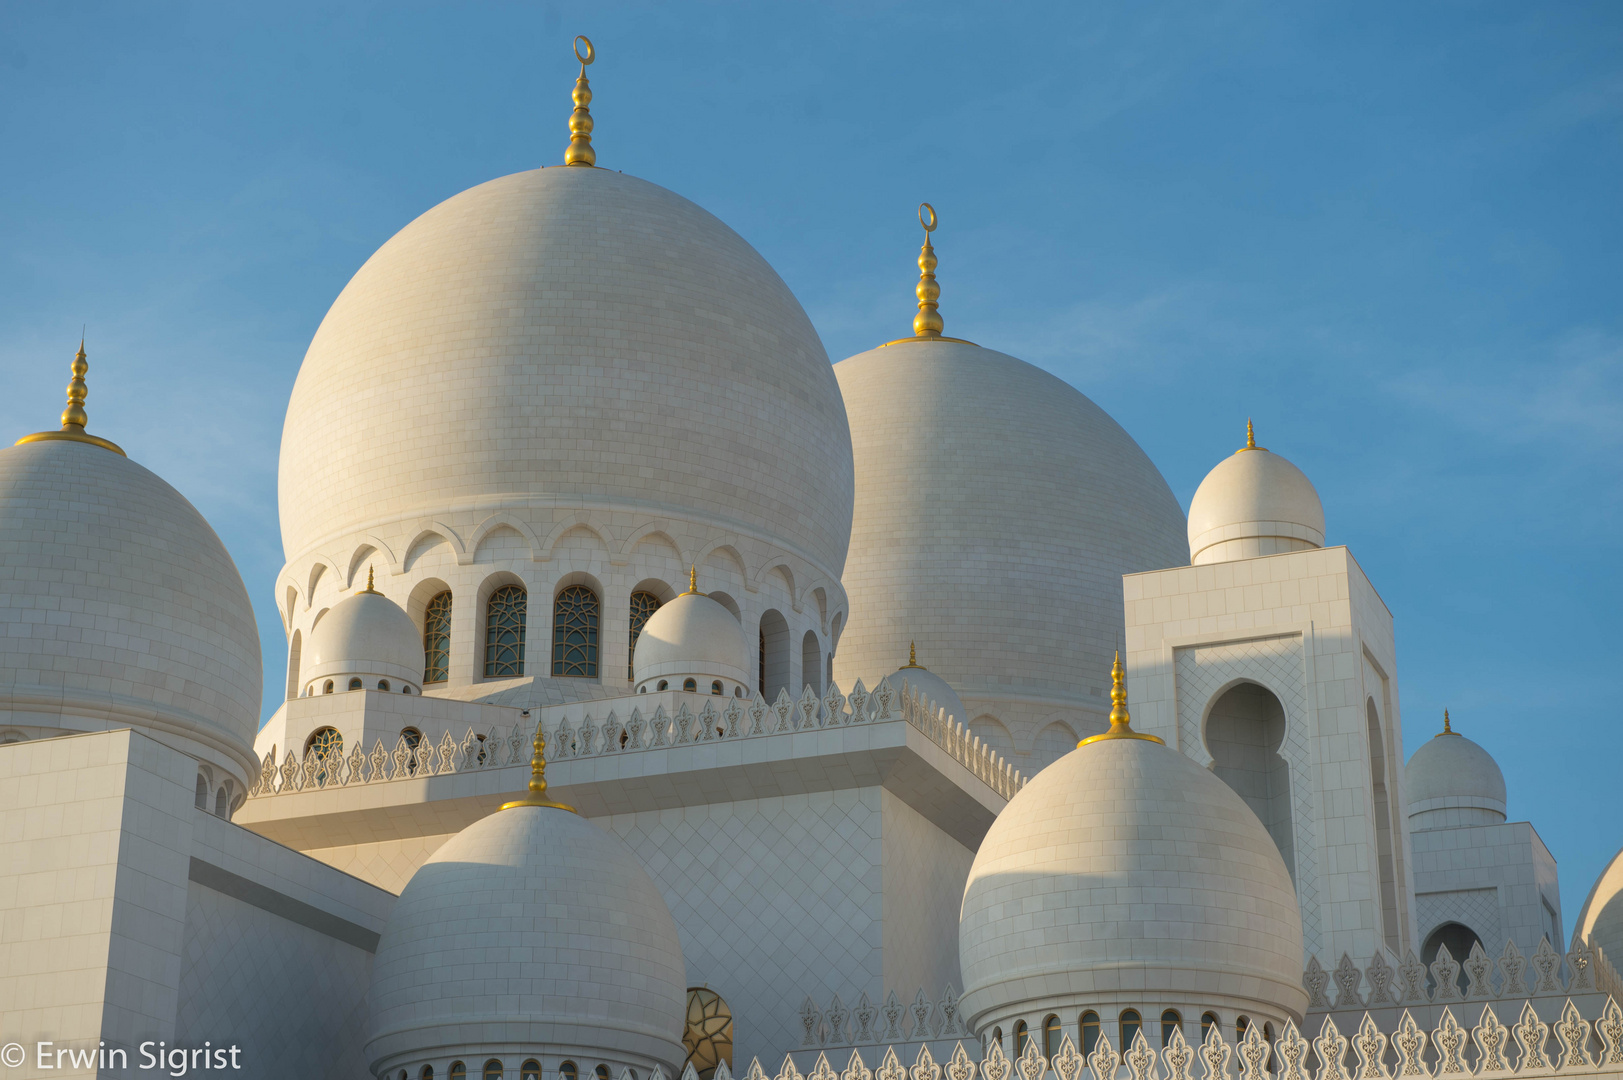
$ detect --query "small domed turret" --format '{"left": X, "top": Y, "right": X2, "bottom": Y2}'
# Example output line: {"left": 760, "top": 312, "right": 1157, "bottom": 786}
{"left": 888, "top": 642, "right": 968, "bottom": 726}
{"left": 304, "top": 568, "right": 423, "bottom": 694}
{"left": 1187, "top": 420, "right": 1325, "bottom": 565}
{"left": 366, "top": 729, "right": 687, "bottom": 1078}
{"left": 959, "top": 654, "right": 1306, "bottom": 1036}
{"left": 1405, "top": 711, "right": 1507, "bottom": 829}
{"left": 633, "top": 569, "right": 750, "bottom": 696}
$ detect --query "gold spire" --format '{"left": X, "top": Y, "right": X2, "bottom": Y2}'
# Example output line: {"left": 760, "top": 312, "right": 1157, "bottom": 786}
{"left": 1236, "top": 417, "right": 1265, "bottom": 453}
{"left": 362, "top": 565, "right": 377, "bottom": 593}
{"left": 686, "top": 566, "right": 699, "bottom": 594}
{"left": 1079, "top": 651, "right": 1165, "bottom": 746}
{"left": 880, "top": 204, "right": 975, "bottom": 347}
{"left": 14, "top": 337, "right": 126, "bottom": 456}
{"left": 1437, "top": 709, "right": 1458, "bottom": 737}
{"left": 501, "top": 721, "right": 576, "bottom": 812}
{"left": 902, "top": 641, "right": 923, "bottom": 669}
{"left": 564, "top": 35, "right": 596, "bottom": 167}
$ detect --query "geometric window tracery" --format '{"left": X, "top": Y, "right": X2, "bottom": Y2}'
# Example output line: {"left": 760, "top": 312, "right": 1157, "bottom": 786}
{"left": 304, "top": 726, "right": 342, "bottom": 785}
{"left": 424, "top": 590, "right": 452, "bottom": 683}
{"left": 552, "top": 584, "right": 599, "bottom": 678}
{"left": 484, "top": 585, "right": 527, "bottom": 679}
{"left": 682, "top": 987, "right": 732, "bottom": 1080}
{"left": 628, "top": 590, "right": 662, "bottom": 680}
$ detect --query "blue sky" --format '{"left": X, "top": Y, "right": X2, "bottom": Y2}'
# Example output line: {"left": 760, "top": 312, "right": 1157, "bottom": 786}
{"left": 2, "top": 3, "right": 1619, "bottom": 917}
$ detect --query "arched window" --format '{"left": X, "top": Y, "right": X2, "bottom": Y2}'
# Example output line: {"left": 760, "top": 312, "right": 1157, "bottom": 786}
{"left": 1079, "top": 1012, "right": 1100, "bottom": 1055}
{"left": 711, "top": 680, "right": 723, "bottom": 695}
{"left": 423, "top": 591, "right": 452, "bottom": 683}
{"left": 485, "top": 584, "right": 527, "bottom": 677}
{"left": 1236, "top": 1017, "right": 1250, "bottom": 1040}
{"left": 1367, "top": 699, "right": 1401, "bottom": 954}
{"left": 483, "top": 1061, "right": 503, "bottom": 1080}
{"left": 801, "top": 630, "right": 822, "bottom": 696}
{"left": 421, "top": 1067, "right": 435, "bottom": 1080}
{"left": 552, "top": 584, "right": 599, "bottom": 677}
{"left": 214, "top": 785, "right": 230, "bottom": 819}
{"left": 658, "top": 680, "right": 669, "bottom": 691}
{"left": 1043, "top": 1014, "right": 1062, "bottom": 1059}
{"left": 629, "top": 590, "right": 662, "bottom": 679}
{"left": 1201, "top": 1013, "right": 1219, "bottom": 1045}
{"left": 759, "top": 610, "right": 789, "bottom": 699}
{"left": 402, "top": 685, "right": 412, "bottom": 694}
{"left": 991, "top": 1028, "right": 1004, "bottom": 1054}
{"left": 684, "top": 678, "right": 697, "bottom": 692}
{"left": 682, "top": 986, "right": 734, "bottom": 1080}
{"left": 305, "top": 728, "right": 342, "bottom": 785}
{"left": 449, "top": 1065, "right": 466, "bottom": 1080}
{"left": 1161, "top": 1010, "right": 1181, "bottom": 1047}
{"left": 378, "top": 679, "right": 390, "bottom": 692}
{"left": 1119, "top": 1010, "right": 1141, "bottom": 1050}
{"left": 521, "top": 1063, "right": 541, "bottom": 1080}
{"left": 595, "top": 1067, "right": 612, "bottom": 1080}
{"left": 1014, "top": 1020, "right": 1029, "bottom": 1057}
{"left": 402, "top": 727, "right": 423, "bottom": 775}
{"left": 323, "top": 679, "right": 334, "bottom": 694}
{"left": 194, "top": 773, "right": 208, "bottom": 810}
{"left": 1207, "top": 683, "right": 1295, "bottom": 884}
{"left": 348, "top": 677, "right": 363, "bottom": 690}
{"left": 560, "top": 1063, "right": 578, "bottom": 1080}
{"left": 1423, "top": 921, "right": 1483, "bottom": 996}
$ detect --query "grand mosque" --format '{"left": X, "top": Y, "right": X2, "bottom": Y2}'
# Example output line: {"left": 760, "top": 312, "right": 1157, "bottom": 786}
{"left": 4, "top": 37, "right": 1623, "bottom": 1080}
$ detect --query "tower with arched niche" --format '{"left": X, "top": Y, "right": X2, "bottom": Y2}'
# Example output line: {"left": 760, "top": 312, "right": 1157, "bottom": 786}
{"left": 1122, "top": 422, "right": 1416, "bottom": 967}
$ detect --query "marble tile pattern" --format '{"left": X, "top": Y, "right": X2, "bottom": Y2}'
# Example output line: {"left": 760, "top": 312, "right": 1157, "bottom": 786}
{"left": 1410, "top": 820, "right": 1562, "bottom": 960}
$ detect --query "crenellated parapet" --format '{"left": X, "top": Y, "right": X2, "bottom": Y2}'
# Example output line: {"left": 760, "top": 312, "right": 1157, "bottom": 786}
{"left": 246, "top": 675, "right": 1027, "bottom": 801}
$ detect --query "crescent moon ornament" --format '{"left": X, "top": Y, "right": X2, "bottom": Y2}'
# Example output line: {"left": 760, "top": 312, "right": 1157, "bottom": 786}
{"left": 919, "top": 202, "right": 937, "bottom": 234}
{"left": 574, "top": 35, "right": 595, "bottom": 67}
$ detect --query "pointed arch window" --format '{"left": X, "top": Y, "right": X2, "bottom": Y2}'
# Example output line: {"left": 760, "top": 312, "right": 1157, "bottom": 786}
{"left": 552, "top": 584, "right": 599, "bottom": 678}
{"left": 423, "top": 591, "right": 452, "bottom": 683}
{"left": 1043, "top": 1014, "right": 1062, "bottom": 1059}
{"left": 1161, "top": 1010, "right": 1181, "bottom": 1047}
{"left": 484, "top": 585, "right": 527, "bottom": 678}
{"left": 629, "top": 590, "right": 662, "bottom": 679}
{"left": 1080, "top": 1012, "right": 1100, "bottom": 1055}
{"left": 1120, "top": 1010, "right": 1141, "bottom": 1050}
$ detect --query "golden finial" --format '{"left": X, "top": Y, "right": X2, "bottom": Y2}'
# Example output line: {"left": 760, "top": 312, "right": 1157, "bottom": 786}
{"left": 14, "top": 337, "right": 126, "bottom": 456}
{"left": 564, "top": 35, "right": 596, "bottom": 167}
{"left": 501, "top": 721, "right": 576, "bottom": 812}
{"left": 1437, "top": 709, "right": 1458, "bottom": 737}
{"left": 363, "top": 565, "right": 377, "bottom": 593}
{"left": 687, "top": 566, "right": 699, "bottom": 594}
{"left": 1237, "top": 417, "right": 1265, "bottom": 453}
{"left": 902, "top": 641, "right": 923, "bottom": 669}
{"left": 1079, "top": 651, "right": 1165, "bottom": 746}
{"left": 881, "top": 205, "right": 975, "bottom": 348}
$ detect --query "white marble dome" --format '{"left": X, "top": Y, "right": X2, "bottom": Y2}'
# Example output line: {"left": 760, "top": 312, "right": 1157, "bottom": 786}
{"left": 303, "top": 582, "right": 423, "bottom": 693}
{"left": 889, "top": 653, "right": 969, "bottom": 729}
{"left": 1576, "top": 847, "right": 1623, "bottom": 974}
{"left": 833, "top": 339, "right": 1187, "bottom": 734}
{"left": 0, "top": 438, "right": 262, "bottom": 784}
{"left": 365, "top": 803, "right": 687, "bottom": 1079}
{"left": 278, "top": 164, "right": 854, "bottom": 577}
{"left": 959, "top": 734, "right": 1307, "bottom": 1035}
{"left": 633, "top": 586, "right": 750, "bottom": 695}
{"left": 1405, "top": 718, "right": 1507, "bottom": 829}
{"left": 1187, "top": 431, "right": 1325, "bottom": 566}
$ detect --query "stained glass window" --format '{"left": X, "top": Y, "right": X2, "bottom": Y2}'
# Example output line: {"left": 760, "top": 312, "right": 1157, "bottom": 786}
{"left": 682, "top": 987, "right": 733, "bottom": 1080}
{"left": 423, "top": 591, "right": 452, "bottom": 683}
{"left": 629, "top": 590, "right": 662, "bottom": 679}
{"left": 552, "top": 584, "right": 599, "bottom": 678}
{"left": 304, "top": 727, "right": 342, "bottom": 785}
{"left": 484, "top": 585, "right": 527, "bottom": 678}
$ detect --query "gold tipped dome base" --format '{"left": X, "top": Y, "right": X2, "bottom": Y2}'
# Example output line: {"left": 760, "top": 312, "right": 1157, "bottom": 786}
{"left": 563, "top": 36, "right": 597, "bottom": 167}
{"left": 500, "top": 723, "right": 576, "bottom": 811}
{"left": 1078, "top": 651, "right": 1164, "bottom": 746}
{"left": 880, "top": 202, "right": 976, "bottom": 348}
{"left": 15, "top": 340, "right": 125, "bottom": 456}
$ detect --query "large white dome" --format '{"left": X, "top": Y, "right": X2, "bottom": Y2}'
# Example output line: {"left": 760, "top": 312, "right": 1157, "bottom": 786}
{"left": 278, "top": 164, "right": 854, "bottom": 577}
{"left": 1187, "top": 430, "right": 1325, "bottom": 565}
{"left": 0, "top": 438, "right": 262, "bottom": 782}
{"left": 833, "top": 339, "right": 1186, "bottom": 735}
{"left": 366, "top": 803, "right": 687, "bottom": 1079}
{"left": 959, "top": 733, "right": 1306, "bottom": 1034}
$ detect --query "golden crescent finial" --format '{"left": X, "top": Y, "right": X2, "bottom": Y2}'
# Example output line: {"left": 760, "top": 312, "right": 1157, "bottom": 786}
{"left": 15, "top": 336, "right": 125, "bottom": 456}
{"left": 501, "top": 721, "right": 577, "bottom": 812}
{"left": 1079, "top": 651, "right": 1164, "bottom": 746}
{"left": 919, "top": 202, "right": 937, "bottom": 235}
{"left": 564, "top": 35, "right": 597, "bottom": 167}
{"left": 912, "top": 203, "right": 944, "bottom": 339}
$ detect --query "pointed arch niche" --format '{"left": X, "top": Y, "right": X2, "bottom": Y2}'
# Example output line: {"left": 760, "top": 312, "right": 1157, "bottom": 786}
{"left": 1204, "top": 682, "right": 1296, "bottom": 885}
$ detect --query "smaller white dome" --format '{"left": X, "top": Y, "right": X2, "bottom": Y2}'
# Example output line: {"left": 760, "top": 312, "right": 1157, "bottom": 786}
{"left": 1405, "top": 714, "right": 1506, "bottom": 829}
{"left": 890, "top": 647, "right": 969, "bottom": 727}
{"left": 305, "top": 581, "right": 422, "bottom": 691}
{"left": 366, "top": 804, "right": 687, "bottom": 1079}
{"left": 633, "top": 585, "right": 750, "bottom": 693}
{"left": 1187, "top": 425, "right": 1325, "bottom": 565}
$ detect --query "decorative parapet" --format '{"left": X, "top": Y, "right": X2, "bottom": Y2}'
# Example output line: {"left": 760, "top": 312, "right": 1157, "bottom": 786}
{"left": 736, "top": 995, "right": 1623, "bottom": 1080}
{"left": 1303, "top": 936, "right": 1623, "bottom": 1011}
{"left": 245, "top": 676, "right": 1026, "bottom": 801}
{"left": 795, "top": 987, "right": 971, "bottom": 1049}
